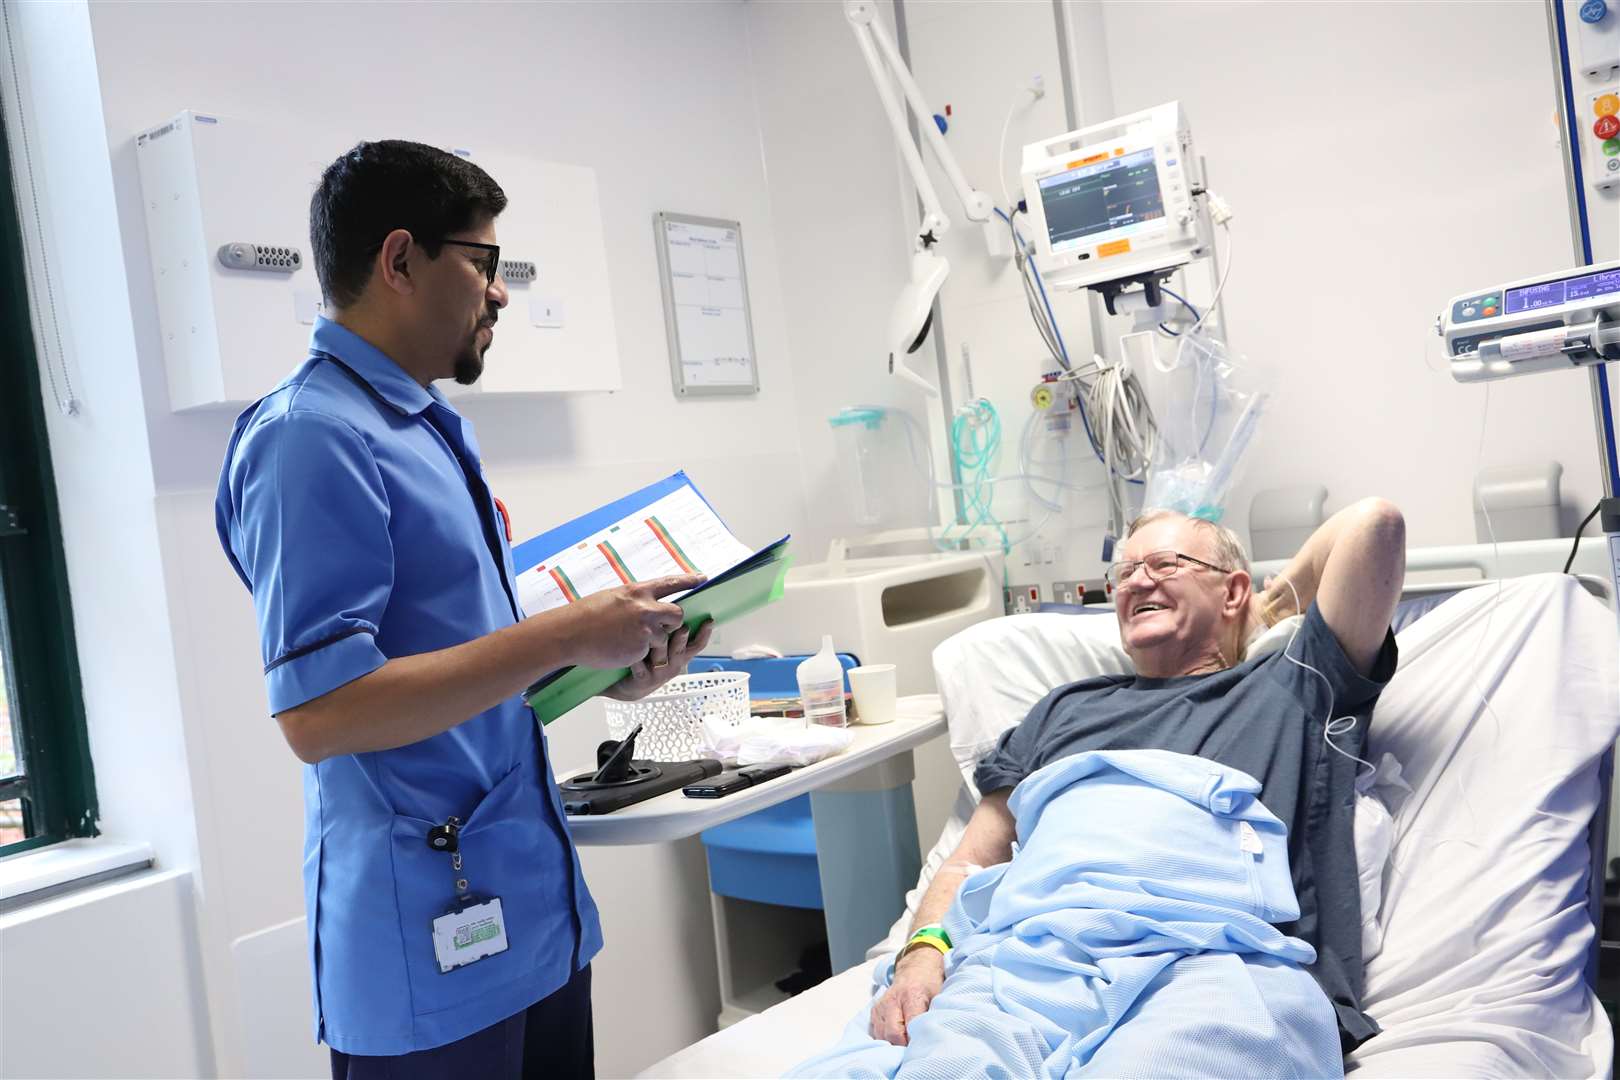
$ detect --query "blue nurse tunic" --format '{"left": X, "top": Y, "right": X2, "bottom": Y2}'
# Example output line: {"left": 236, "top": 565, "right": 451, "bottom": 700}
{"left": 216, "top": 317, "right": 602, "bottom": 1054}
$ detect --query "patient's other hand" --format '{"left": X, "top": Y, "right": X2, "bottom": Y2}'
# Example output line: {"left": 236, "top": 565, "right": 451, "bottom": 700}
{"left": 871, "top": 948, "right": 945, "bottom": 1046}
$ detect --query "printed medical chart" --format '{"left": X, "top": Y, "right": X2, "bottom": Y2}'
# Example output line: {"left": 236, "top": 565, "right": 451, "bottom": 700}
{"left": 515, "top": 482, "right": 755, "bottom": 616}
{"left": 654, "top": 214, "right": 758, "bottom": 394}
{"left": 513, "top": 471, "right": 792, "bottom": 724}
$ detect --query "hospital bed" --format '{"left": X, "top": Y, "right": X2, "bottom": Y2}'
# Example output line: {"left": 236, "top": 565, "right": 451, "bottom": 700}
{"left": 644, "top": 539, "right": 1620, "bottom": 1079}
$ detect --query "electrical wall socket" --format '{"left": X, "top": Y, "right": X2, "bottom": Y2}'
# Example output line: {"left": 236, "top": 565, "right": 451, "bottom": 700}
{"left": 1050, "top": 580, "right": 1084, "bottom": 606}
{"left": 1051, "top": 580, "right": 1107, "bottom": 606}
{"left": 1003, "top": 583, "right": 1040, "bottom": 615}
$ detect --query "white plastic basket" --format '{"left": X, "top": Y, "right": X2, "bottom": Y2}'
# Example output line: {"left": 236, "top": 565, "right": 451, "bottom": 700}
{"left": 602, "top": 671, "right": 751, "bottom": 761}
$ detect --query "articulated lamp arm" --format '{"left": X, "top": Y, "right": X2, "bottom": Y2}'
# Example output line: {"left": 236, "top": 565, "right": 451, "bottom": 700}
{"left": 844, "top": 0, "right": 992, "bottom": 249}
{"left": 845, "top": 0, "right": 994, "bottom": 396}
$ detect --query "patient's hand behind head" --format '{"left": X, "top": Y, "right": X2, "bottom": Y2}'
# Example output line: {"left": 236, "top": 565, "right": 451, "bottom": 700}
{"left": 1109, "top": 511, "right": 1253, "bottom": 679}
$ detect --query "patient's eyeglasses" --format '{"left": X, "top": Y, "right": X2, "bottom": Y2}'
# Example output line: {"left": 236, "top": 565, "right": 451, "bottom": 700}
{"left": 1104, "top": 550, "right": 1231, "bottom": 592}
{"left": 440, "top": 239, "right": 501, "bottom": 286}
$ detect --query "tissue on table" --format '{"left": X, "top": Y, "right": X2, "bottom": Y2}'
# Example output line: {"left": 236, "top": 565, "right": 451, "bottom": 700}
{"left": 700, "top": 714, "right": 853, "bottom": 768}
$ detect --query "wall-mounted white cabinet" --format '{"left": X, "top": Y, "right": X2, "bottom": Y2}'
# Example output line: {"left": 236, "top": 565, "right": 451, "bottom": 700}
{"left": 135, "top": 110, "right": 622, "bottom": 411}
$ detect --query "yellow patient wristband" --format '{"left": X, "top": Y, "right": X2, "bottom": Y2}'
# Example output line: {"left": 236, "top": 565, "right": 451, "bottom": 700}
{"left": 904, "top": 925, "right": 952, "bottom": 957}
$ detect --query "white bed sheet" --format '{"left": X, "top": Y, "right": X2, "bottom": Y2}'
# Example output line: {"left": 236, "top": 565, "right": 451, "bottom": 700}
{"left": 640, "top": 575, "right": 1617, "bottom": 1079}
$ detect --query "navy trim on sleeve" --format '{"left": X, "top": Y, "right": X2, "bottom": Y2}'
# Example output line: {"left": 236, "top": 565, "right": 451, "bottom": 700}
{"left": 265, "top": 626, "right": 375, "bottom": 674}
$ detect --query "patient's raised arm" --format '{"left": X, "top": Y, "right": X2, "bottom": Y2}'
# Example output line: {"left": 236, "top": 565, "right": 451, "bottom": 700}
{"left": 1256, "top": 497, "right": 1405, "bottom": 675}
{"left": 869, "top": 789, "right": 1015, "bottom": 1046}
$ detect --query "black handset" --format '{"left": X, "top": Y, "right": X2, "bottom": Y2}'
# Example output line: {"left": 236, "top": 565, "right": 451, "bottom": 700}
{"left": 683, "top": 769, "right": 752, "bottom": 799}
{"left": 682, "top": 762, "right": 794, "bottom": 798}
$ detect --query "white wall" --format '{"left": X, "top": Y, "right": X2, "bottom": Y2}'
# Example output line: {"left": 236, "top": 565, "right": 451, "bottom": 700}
{"left": 13, "top": 2, "right": 1600, "bottom": 1076}
{"left": 905, "top": 0, "right": 1116, "bottom": 600}
{"left": 739, "top": 0, "right": 964, "bottom": 882}
{"left": 94, "top": 4, "right": 815, "bottom": 503}
{"left": 14, "top": 0, "right": 859, "bottom": 1075}
{"left": 64, "top": 0, "right": 993, "bottom": 1072}
{"left": 1093, "top": 0, "right": 1597, "bottom": 546}
{"left": 0, "top": 0, "right": 946, "bottom": 1073}
{"left": 896, "top": 0, "right": 1595, "bottom": 590}
{"left": 745, "top": 0, "right": 917, "bottom": 560}
{"left": 0, "top": 2, "right": 216, "bottom": 1073}
{"left": 0, "top": 871, "right": 212, "bottom": 1079}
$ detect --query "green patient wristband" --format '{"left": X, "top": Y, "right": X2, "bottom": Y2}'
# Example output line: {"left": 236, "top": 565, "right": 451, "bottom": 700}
{"left": 905, "top": 925, "right": 952, "bottom": 957}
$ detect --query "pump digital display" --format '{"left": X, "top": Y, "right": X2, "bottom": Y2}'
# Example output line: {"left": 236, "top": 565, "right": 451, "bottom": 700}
{"left": 1504, "top": 268, "right": 1620, "bottom": 314}
{"left": 1038, "top": 148, "right": 1164, "bottom": 253}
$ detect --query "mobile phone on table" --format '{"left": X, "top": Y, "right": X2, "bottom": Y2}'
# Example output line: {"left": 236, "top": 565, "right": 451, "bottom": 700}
{"left": 683, "top": 769, "right": 753, "bottom": 799}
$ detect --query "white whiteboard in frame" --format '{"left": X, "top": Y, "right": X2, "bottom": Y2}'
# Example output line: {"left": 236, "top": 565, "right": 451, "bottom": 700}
{"left": 654, "top": 212, "right": 759, "bottom": 397}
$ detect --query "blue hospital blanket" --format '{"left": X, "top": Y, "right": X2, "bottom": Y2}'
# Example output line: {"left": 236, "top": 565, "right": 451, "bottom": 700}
{"left": 787, "top": 750, "right": 1343, "bottom": 1079}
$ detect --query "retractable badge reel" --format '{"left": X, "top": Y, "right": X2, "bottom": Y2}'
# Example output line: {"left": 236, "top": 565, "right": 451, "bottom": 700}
{"left": 426, "top": 816, "right": 510, "bottom": 974}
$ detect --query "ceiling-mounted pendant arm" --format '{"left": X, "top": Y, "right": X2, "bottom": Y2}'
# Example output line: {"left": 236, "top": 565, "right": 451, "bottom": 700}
{"left": 845, "top": 0, "right": 992, "bottom": 250}
{"left": 854, "top": 2, "right": 993, "bottom": 225}
{"left": 846, "top": 3, "right": 949, "bottom": 248}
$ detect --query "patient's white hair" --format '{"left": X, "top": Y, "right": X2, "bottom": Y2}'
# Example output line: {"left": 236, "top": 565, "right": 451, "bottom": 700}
{"left": 1125, "top": 509, "right": 1251, "bottom": 579}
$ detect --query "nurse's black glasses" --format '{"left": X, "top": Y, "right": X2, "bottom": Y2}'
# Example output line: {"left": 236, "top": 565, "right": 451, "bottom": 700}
{"left": 440, "top": 239, "right": 501, "bottom": 285}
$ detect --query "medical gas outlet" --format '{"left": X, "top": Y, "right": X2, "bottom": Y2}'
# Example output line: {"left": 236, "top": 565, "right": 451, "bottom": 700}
{"left": 1589, "top": 88, "right": 1620, "bottom": 192}
{"left": 217, "top": 243, "right": 302, "bottom": 273}
{"left": 498, "top": 259, "right": 538, "bottom": 283}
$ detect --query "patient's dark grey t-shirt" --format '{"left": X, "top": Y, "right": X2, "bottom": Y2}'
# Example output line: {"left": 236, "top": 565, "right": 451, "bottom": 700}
{"left": 973, "top": 601, "right": 1397, "bottom": 1051}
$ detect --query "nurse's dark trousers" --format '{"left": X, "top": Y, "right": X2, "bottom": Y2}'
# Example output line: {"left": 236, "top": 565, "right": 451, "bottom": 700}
{"left": 329, "top": 963, "right": 594, "bottom": 1080}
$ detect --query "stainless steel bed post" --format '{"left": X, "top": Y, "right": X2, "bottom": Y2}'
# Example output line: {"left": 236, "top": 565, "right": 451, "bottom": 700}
{"left": 1588, "top": 752, "right": 1613, "bottom": 990}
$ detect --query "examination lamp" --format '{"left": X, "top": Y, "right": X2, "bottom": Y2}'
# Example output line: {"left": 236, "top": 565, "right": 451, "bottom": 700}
{"left": 846, "top": 0, "right": 993, "bottom": 397}
{"left": 887, "top": 251, "right": 949, "bottom": 394}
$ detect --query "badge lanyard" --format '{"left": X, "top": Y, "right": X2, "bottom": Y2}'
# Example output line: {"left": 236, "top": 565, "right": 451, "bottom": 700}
{"left": 426, "top": 817, "right": 510, "bottom": 973}
{"left": 428, "top": 817, "right": 471, "bottom": 897}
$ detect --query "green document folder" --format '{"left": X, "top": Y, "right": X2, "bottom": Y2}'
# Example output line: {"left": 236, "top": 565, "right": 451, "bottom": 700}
{"left": 525, "top": 543, "right": 792, "bottom": 726}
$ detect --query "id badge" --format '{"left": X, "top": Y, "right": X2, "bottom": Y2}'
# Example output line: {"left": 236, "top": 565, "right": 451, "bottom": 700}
{"left": 431, "top": 895, "right": 510, "bottom": 973}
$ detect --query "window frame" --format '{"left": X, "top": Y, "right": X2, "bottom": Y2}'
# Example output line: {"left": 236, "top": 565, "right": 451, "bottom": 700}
{"left": 0, "top": 114, "right": 97, "bottom": 857}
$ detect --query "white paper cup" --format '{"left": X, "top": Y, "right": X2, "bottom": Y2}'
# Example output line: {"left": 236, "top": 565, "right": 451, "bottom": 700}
{"left": 848, "top": 664, "right": 898, "bottom": 725}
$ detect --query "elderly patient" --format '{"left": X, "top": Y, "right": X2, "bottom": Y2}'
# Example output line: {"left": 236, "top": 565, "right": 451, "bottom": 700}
{"left": 790, "top": 499, "right": 1405, "bottom": 1079}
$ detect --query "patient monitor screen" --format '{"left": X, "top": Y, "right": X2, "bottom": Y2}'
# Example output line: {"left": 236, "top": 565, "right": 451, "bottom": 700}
{"left": 1037, "top": 148, "right": 1165, "bottom": 254}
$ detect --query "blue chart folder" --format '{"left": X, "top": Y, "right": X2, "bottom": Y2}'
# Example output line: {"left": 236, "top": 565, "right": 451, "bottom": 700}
{"left": 515, "top": 471, "right": 792, "bottom": 725}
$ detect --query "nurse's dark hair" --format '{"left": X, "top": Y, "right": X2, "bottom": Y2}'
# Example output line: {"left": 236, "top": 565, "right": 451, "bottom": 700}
{"left": 309, "top": 140, "right": 507, "bottom": 309}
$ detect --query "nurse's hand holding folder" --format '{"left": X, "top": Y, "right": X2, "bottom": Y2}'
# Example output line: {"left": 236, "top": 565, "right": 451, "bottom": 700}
{"left": 571, "top": 575, "right": 717, "bottom": 702}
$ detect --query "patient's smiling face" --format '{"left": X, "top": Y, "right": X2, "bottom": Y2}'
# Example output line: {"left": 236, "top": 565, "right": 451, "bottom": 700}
{"left": 1111, "top": 514, "right": 1251, "bottom": 678}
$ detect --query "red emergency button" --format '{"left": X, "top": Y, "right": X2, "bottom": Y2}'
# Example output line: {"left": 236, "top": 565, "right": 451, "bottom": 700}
{"left": 1597, "top": 114, "right": 1620, "bottom": 141}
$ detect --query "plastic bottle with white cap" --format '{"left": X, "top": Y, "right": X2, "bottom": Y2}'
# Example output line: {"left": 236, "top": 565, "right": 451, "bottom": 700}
{"left": 795, "top": 635, "right": 848, "bottom": 728}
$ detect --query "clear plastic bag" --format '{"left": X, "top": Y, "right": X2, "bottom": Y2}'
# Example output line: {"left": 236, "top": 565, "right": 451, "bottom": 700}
{"left": 1141, "top": 330, "right": 1268, "bottom": 523}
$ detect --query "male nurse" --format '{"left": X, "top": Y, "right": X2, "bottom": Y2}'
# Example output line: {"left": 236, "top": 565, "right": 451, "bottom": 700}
{"left": 217, "top": 140, "right": 710, "bottom": 1079}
